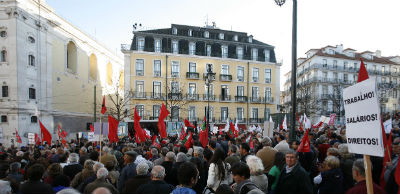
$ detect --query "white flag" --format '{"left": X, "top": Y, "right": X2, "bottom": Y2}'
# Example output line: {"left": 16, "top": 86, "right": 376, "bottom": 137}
{"left": 304, "top": 113, "right": 311, "bottom": 129}
{"left": 383, "top": 119, "right": 392, "bottom": 134}
{"left": 281, "top": 115, "right": 288, "bottom": 130}
{"left": 269, "top": 116, "right": 273, "bottom": 123}
{"left": 224, "top": 119, "right": 230, "bottom": 132}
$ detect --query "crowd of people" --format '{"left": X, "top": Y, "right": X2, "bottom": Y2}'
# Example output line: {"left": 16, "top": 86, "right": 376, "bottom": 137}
{"left": 0, "top": 116, "right": 399, "bottom": 194}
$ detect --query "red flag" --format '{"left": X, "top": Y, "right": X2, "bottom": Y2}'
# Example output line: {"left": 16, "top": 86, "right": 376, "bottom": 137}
{"left": 108, "top": 115, "right": 120, "bottom": 143}
{"left": 90, "top": 124, "right": 95, "bottom": 132}
{"left": 357, "top": 58, "right": 369, "bottom": 83}
{"left": 184, "top": 119, "right": 195, "bottom": 128}
{"left": 152, "top": 135, "right": 161, "bottom": 148}
{"left": 157, "top": 103, "right": 170, "bottom": 138}
{"left": 312, "top": 121, "right": 323, "bottom": 129}
{"left": 34, "top": 133, "right": 41, "bottom": 145}
{"left": 380, "top": 129, "right": 392, "bottom": 188}
{"left": 298, "top": 129, "right": 310, "bottom": 152}
{"left": 134, "top": 108, "right": 146, "bottom": 144}
{"left": 228, "top": 122, "right": 236, "bottom": 139}
{"left": 184, "top": 132, "right": 193, "bottom": 150}
{"left": 39, "top": 120, "right": 52, "bottom": 145}
{"left": 101, "top": 96, "right": 107, "bottom": 114}
{"left": 180, "top": 126, "right": 186, "bottom": 140}
{"left": 15, "top": 129, "right": 22, "bottom": 143}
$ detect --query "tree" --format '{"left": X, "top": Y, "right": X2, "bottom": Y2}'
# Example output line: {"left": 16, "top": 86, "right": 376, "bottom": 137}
{"left": 327, "top": 85, "right": 344, "bottom": 123}
{"left": 105, "top": 72, "right": 134, "bottom": 121}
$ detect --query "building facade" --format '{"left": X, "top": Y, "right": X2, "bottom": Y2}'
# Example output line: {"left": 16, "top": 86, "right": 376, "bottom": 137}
{"left": 282, "top": 44, "right": 400, "bottom": 123}
{"left": 122, "top": 24, "right": 280, "bottom": 128}
{"left": 0, "top": 0, "right": 123, "bottom": 146}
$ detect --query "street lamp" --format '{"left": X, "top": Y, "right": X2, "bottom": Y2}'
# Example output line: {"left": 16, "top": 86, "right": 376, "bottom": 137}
{"left": 206, "top": 64, "right": 214, "bottom": 133}
{"left": 274, "top": 0, "right": 297, "bottom": 142}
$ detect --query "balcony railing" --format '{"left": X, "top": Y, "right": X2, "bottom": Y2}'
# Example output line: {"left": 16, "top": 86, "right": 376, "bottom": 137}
{"left": 220, "top": 95, "right": 231, "bottom": 101}
{"left": 151, "top": 92, "right": 164, "bottom": 100}
{"left": 132, "top": 91, "right": 146, "bottom": 99}
{"left": 168, "top": 93, "right": 183, "bottom": 100}
{"left": 186, "top": 93, "right": 199, "bottom": 101}
{"left": 186, "top": 72, "right": 199, "bottom": 79}
{"left": 235, "top": 96, "right": 247, "bottom": 102}
{"left": 203, "top": 94, "right": 216, "bottom": 101}
{"left": 171, "top": 72, "right": 179, "bottom": 77}
{"left": 251, "top": 96, "right": 262, "bottom": 103}
{"left": 264, "top": 97, "right": 274, "bottom": 103}
{"left": 220, "top": 74, "right": 232, "bottom": 81}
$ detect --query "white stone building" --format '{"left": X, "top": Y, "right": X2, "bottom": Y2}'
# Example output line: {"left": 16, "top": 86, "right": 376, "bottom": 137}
{"left": 282, "top": 44, "right": 400, "bottom": 124}
{"left": 0, "top": 0, "right": 123, "bottom": 146}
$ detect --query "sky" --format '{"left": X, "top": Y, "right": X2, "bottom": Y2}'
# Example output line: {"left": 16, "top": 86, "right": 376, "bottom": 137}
{"left": 46, "top": 0, "right": 400, "bottom": 90}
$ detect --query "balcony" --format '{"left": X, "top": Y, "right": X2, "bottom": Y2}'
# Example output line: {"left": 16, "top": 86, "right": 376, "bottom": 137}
{"left": 220, "top": 95, "right": 231, "bottom": 101}
{"left": 203, "top": 73, "right": 216, "bottom": 80}
{"left": 220, "top": 74, "right": 232, "bottom": 81}
{"left": 132, "top": 91, "right": 146, "bottom": 99}
{"left": 203, "top": 94, "right": 216, "bottom": 101}
{"left": 264, "top": 97, "right": 274, "bottom": 103}
{"left": 150, "top": 92, "right": 164, "bottom": 100}
{"left": 186, "top": 93, "right": 199, "bottom": 101}
{"left": 235, "top": 96, "right": 248, "bottom": 102}
{"left": 186, "top": 72, "right": 199, "bottom": 79}
{"left": 251, "top": 96, "right": 262, "bottom": 103}
{"left": 168, "top": 93, "right": 183, "bottom": 100}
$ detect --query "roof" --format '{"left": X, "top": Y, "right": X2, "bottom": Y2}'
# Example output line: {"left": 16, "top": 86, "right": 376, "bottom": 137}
{"left": 344, "top": 48, "right": 356, "bottom": 51}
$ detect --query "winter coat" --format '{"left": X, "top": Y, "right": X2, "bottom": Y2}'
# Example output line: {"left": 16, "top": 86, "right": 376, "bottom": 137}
{"left": 256, "top": 146, "right": 277, "bottom": 172}
{"left": 250, "top": 174, "right": 268, "bottom": 193}
{"left": 171, "top": 186, "right": 196, "bottom": 194}
{"left": 63, "top": 163, "right": 83, "bottom": 180}
{"left": 19, "top": 180, "right": 54, "bottom": 194}
{"left": 206, "top": 162, "right": 232, "bottom": 191}
{"left": 318, "top": 168, "right": 344, "bottom": 194}
{"left": 136, "top": 180, "right": 174, "bottom": 194}
{"left": 122, "top": 175, "right": 151, "bottom": 194}
{"left": 275, "top": 163, "right": 313, "bottom": 194}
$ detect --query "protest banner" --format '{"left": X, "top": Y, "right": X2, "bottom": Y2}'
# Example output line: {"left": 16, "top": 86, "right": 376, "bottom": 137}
{"left": 343, "top": 77, "right": 384, "bottom": 157}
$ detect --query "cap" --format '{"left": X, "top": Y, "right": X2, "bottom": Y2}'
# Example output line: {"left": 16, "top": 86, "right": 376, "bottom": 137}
{"left": 125, "top": 151, "right": 138, "bottom": 158}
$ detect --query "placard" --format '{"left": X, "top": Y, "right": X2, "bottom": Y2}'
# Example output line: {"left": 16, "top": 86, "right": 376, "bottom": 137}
{"left": 343, "top": 78, "right": 384, "bottom": 157}
{"left": 88, "top": 132, "right": 98, "bottom": 142}
{"left": 28, "top": 133, "right": 35, "bottom": 145}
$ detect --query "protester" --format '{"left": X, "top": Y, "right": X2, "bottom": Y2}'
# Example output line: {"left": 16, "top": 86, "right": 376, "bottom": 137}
{"left": 256, "top": 137, "right": 277, "bottom": 173}
{"left": 239, "top": 143, "right": 250, "bottom": 163}
{"left": 313, "top": 156, "right": 344, "bottom": 194}
{"left": 117, "top": 151, "right": 138, "bottom": 192}
{"left": 63, "top": 153, "right": 83, "bottom": 180}
{"left": 122, "top": 162, "right": 151, "bottom": 194}
{"left": 161, "top": 151, "right": 176, "bottom": 185}
{"left": 246, "top": 155, "right": 268, "bottom": 193}
{"left": 206, "top": 147, "right": 232, "bottom": 192}
{"left": 84, "top": 167, "right": 118, "bottom": 194}
{"left": 231, "top": 162, "right": 263, "bottom": 194}
{"left": 268, "top": 151, "right": 285, "bottom": 193}
{"left": 171, "top": 162, "right": 198, "bottom": 194}
{"left": 20, "top": 164, "right": 54, "bottom": 194}
{"left": 346, "top": 159, "right": 386, "bottom": 194}
{"left": 70, "top": 159, "right": 95, "bottom": 189}
{"left": 136, "top": 165, "right": 174, "bottom": 194}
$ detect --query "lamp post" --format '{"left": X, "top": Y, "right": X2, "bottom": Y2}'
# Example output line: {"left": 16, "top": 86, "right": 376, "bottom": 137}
{"left": 206, "top": 64, "right": 214, "bottom": 133}
{"left": 274, "top": 0, "right": 297, "bottom": 142}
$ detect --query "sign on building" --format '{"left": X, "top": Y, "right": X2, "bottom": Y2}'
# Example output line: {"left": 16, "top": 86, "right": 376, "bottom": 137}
{"left": 343, "top": 78, "right": 384, "bottom": 157}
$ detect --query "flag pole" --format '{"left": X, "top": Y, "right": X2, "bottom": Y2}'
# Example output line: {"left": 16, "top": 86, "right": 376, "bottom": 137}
{"left": 99, "top": 116, "right": 102, "bottom": 162}
{"left": 363, "top": 155, "right": 373, "bottom": 194}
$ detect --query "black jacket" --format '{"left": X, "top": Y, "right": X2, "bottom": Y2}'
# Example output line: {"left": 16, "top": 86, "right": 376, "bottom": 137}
{"left": 63, "top": 163, "right": 83, "bottom": 180}
{"left": 20, "top": 180, "right": 54, "bottom": 194}
{"left": 161, "top": 161, "right": 174, "bottom": 185}
{"left": 136, "top": 180, "right": 174, "bottom": 194}
{"left": 122, "top": 175, "right": 151, "bottom": 194}
{"left": 318, "top": 168, "right": 344, "bottom": 194}
{"left": 275, "top": 163, "right": 313, "bottom": 194}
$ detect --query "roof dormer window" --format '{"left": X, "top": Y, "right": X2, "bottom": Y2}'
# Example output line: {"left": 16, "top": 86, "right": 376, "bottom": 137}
{"left": 188, "top": 29, "right": 192, "bottom": 36}
{"left": 328, "top": 49, "right": 335, "bottom": 55}
{"left": 172, "top": 27, "right": 177, "bottom": 35}
{"left": 219, "top": 33, "right": 224, "bottom": 40}
{"left": 233, "top": 35, "right": 238, "bottom": 41}
{"left": 248, "top": 35, "right": 253, "bottom": 43}
{"left": 204, "top": 31, "right": 209, "bottom": 38}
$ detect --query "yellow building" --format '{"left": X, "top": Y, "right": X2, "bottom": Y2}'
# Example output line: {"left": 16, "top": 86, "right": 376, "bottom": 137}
{"left": 122, "top": 24, "right": 280, "bottom": 128}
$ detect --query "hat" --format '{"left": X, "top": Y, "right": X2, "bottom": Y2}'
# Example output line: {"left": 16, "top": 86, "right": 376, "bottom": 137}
{"left": 125, "top": 151, "right": 138, "bottom": 158}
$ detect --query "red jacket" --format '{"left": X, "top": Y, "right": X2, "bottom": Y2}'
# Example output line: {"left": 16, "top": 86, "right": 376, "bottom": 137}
{"left": 346, "top": 180, "right": 386, "bottom": 194}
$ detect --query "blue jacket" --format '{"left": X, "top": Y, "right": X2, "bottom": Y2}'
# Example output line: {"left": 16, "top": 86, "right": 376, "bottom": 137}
{"left": 118, "top": 162, "right": 137, "bottom": 192}
{"left": 171, "top": 186, "right": 196, "bottom": 194}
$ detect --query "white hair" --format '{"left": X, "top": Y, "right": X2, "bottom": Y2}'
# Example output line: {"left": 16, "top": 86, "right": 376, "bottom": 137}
{"left": 93, "top": 162, "right": 104, "bottom": 172}
{"left": 0, "top": 180, "right": 11, "bottom": 194}
{"left": 246, "top": 155, "right": 264, "bottom": 175}
{"left": 96, "top": 167, "right": 109, "bottom": 179}
{"left": 176, "top": 152, "right": 187, "bottom": 162}
{"left": 136, "top": 162, "right": 149, "bottom": 175}
{"left": 151, "top": 165, "right": 166, "bottom": 179}
{"left": 80, "top": 147, "right": 87, "bottom": 153}
{"left": 102, "top": 146, "right": 111, "bottom": 153}
{"left": 56, "top": 188, "right": 81, "bottom": 194}
{"left": 165, "top": 152, "right": 176, "bottom": 161}
{"left": 68, "top": 153, "right": 79, "bottom": 163}
{"left": 151, "top": 148, "right": 158, "bottom": 156}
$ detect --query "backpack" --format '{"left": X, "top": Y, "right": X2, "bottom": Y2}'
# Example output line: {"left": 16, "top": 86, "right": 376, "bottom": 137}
{"left": 238, "top": 182, "right": 264, "bottom": 194}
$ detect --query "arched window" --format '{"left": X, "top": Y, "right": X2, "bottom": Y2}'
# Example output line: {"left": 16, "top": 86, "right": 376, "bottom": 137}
{"left": 1, "top": 50, "right": 7, "bottom": 62}
{"left": 28, "top": 54, "right": 35, "bottom": 66}
{"left": 89, "top": 54, "right": 97, "bottom": 80}
{"left": 66, "top": 41, "right": 77, "bottom": 73}
{"left": 107, "top": 62, "right": 113, "bottom": 85}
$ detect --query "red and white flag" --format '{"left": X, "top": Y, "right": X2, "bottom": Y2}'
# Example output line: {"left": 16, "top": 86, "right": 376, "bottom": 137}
{"left": 15, "top": 129, "right": 22, "bottom": 143}
{"left": 280, "top": 115, "right": 287, "bottom": 130}
{"left": 329, "top": 113, "right": 336, "bottom": 126}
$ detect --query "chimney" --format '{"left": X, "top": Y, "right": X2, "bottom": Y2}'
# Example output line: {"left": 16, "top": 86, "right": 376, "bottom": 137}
{"left": 375, "top": 50, "right": 381, "bottom": 58}
{"left": 336, "top": 44, "right": 343, "bottom": 53}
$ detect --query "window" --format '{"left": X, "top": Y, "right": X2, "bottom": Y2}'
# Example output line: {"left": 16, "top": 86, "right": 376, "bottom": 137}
{"left": 323, "top": 72, "right": 328, "bottom": 78}
{"left": 221, "top": 107, "right": 228, "bottom": 121}
{"left": 188, "top": 83, "right": 196, "bottom": 95}
{"left": 252, "top": 108, "right": 258, "bottom": 119}
{"left": 205, "top": 84, "right": 214, "bottom": 96}
{"left": 205, "top": 106, "right": 214, "bottom": 121}
{"left": 188, "top": 29, "right": 193, "bottom": 36}
{"left": 265, "top": 87, "right": 272, "bottom": 101}
{"left": 237, "top": 66, "right": 244, "bottom": 81}
{"left": 171, "top": 106, "right": 179, "bottom": 120}
{"left": 393, "top": 78, "right": 398, "bottom": 84}
{"left": 237, "top": 108, "right": 244, "bottom": 121}
{"left": 333, "top": 72, "right": 338, "bottom": 80}
{"left": 28, "top": 36, "right": 35, "bottom": 43}
{"left": 2, "top": 85, "right": 8, "bottom": 97}
{"left": 343, "top": 74, "right": 348, "bottom": 82}
{"left": 29, "top": 87, "right": 36, "bottom": 99}
{"left": 382, "top": 66, "right": 386, "bottom": 73}
{"left": 188, "top": 106, "right": 196, "bottom": 121}
{"left": 1, "top": 115, "right": 7, "bottom": 123}
{"left": 153, "top": 105, "right": 161, "bottom": 119}
{"left": 137, "top": 37, "right": 144, "bottom": 51}
{"left": 171, "top": 82, "right": 179, "bottom": 93}
{"left": 89, "top": 54, "right": 97, "bottom": 80}
{"left": 328, "top": 49, "right": 335, "bottom": 55}
{"left": 221, "top": 85, "right": 229, "bottom": 99}
{"left": 206, "top": 45, "right": 211, "bottom": 56}
{"left": 153, "top": 60, "right": 161, "bottom": 77}
{"left": 136, "top": 105, "right": 144, "bottom": 117}
{"left": 354, "top": 63, "right": 358, "bottom": 70}
{"left": 31, "top": 116, "right": 38, "bottom": 123}
{"left": 189, "top": 62, "right": 196, "bottom": 72}
{"left": 233, "top": 35, "right": 238, "bottom": 41}
{"left": 0, "top": 31, "right": 6, "bottom": 37}
{"left": 219, "top": 33, "right": 224, "bottom": 40}
{"left": 333, "top": 60, "right": 337, "bottom": 68}
{"left": 204, "top": 31, "right": 209, "bottom": 38}
{"left": 264, "top": 108, "right": 270, "bottom": 121}
{"left": 252, "top": 68, "right": 259, "bottom": 82}
{"left": 252, "top": 49, "right": 258, "bottom": 61}
{"left": 222, "top": 46, "right": 228, "bottom": 58}
{"left": 394, "top": 68, "right": 397, "bottom": 73}
{"left": 153, "top": 82, "right": 161, "bottom": 97}
{"left": 172, "top": 41, "right": 178, "bottom": 54}
{"left": 237, "top": 86, "right": 244, "bottom": 96}
{"left": 322, "top": 85, "right": 328, "bottom": 95}
{"left": 221, "top": 65, "right": 229, "bottom": 75}
{"left": 0, "top": 50, "right": 7, "bottom": 62}
{"left": 248, "top": 36, "right": 253, "bottom": 43}
{"left": 135, "top": 81, "right": 144, "bottom": 96}
{"left": 171, "top": 61, "right": 179, "bottom": 77}
{"left": 394, "top": 90, "right": 398, "bottom": 98}
{"left": 135, "top": 59, "right": 144, "bottom": 76}
{"left": 322, "top": 59, "right": 327, "bottom": 67}
{"left": 373, "top": 65, "right": 377, "bottom": 71}
{"left": 264, "top": 69, "right": 271, "bottom": 83}
{"left": 154, "top": 39, "right": 161, "bottom": 53}
{"left": 237, "top": 47, "right": 243, "bottom": 59}
{"left": 172, "top": 27, "right": 177, "bottom": 35}
{"left": 66, "top": 41, "right": 77, "bottom": 72}
{"left": 252, "top": 87, "right": 259, "bottom": 99}
{"left": 189, "top": 42, "right": 196, "bottom": 55}
{"left": 264, "top": 50, "right": 270, "bottom": 62}
{"left": 28, "top": 55, "right": 35, "bottom": 66}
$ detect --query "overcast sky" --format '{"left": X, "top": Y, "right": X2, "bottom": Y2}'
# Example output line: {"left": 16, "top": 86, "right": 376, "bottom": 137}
{"left": 47, "top": 0, "right": 400, "bottom": 90}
